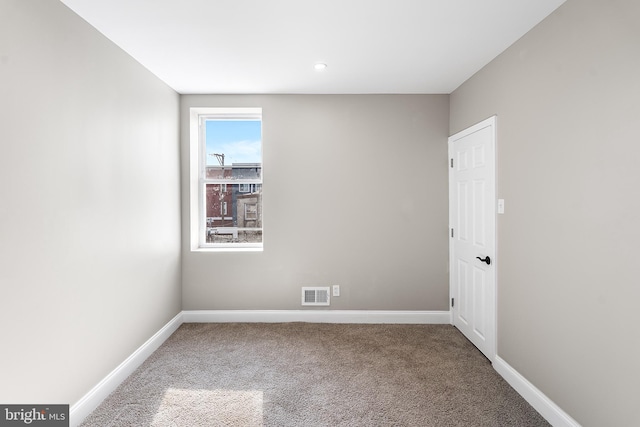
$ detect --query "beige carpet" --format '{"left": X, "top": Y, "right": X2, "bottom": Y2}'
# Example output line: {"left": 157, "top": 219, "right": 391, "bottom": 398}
{"left": 80, "top": 323, "right": 549, "bottom": 426}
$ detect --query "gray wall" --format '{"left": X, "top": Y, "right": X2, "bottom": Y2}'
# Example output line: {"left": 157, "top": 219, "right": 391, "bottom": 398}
{"left": 181, "top": 95, "right": 450, "bottom": 311}
{"left": 450, "top": 0, "right": 640, "bottom": 425}
{"left": 0, "top": 0, "right": 181, "bottom": 405}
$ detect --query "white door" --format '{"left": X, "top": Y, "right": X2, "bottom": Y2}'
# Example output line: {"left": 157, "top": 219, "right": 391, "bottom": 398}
{"left": 449, "top": 116, "right": 496, "bottom": 362}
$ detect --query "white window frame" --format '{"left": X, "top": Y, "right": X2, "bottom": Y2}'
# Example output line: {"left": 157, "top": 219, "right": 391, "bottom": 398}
{"left": 189, "top": 107, "right": 263, "bottom": 251}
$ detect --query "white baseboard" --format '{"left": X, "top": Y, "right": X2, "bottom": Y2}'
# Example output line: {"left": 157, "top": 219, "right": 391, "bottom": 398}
{"left": 69, "top": 310, "right": 447, "bottom": 425}
{"left": 182, "top": 309, "right": 451, "bottom": 324}
{"left": 493, "top": 356, "right": 581, "bottom": 427}
{"left": 68, "top": 310, "right": 584, "bottom": 427}
{"left": 69, "top": 311, "right": 580, "bottom": 427}
{"left": 69, "top": 312, "right": 183, "bottom": 427}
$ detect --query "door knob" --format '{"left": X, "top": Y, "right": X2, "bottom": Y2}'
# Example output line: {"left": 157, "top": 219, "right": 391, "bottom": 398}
{"left": 476, "top": 256, "right": 491, "bottom": 265}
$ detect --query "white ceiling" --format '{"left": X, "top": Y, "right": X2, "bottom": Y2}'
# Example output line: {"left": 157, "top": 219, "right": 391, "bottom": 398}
{"left": 60, "top": 0, "right": 566, "bottom": 95}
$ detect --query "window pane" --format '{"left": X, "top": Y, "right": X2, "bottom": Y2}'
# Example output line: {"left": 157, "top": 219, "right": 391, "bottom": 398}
{"left": 205, "top": 183, "right": 262, "bottom": 244}
{"left": 205, "top": 120, "right": 261, "bottom": 166}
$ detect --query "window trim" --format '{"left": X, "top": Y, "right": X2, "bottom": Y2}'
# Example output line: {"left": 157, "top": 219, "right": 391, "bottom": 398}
{"left": 189, "top": 107, "right": 263, "bottom": 251}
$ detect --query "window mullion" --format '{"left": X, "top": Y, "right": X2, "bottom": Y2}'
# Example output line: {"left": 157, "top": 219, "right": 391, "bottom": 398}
{"left": 204, "top": 179, "right": 262, "bottom": 184}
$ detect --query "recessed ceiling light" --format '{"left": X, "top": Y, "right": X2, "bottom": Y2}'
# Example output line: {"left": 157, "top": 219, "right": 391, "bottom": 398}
{"left": 314, "top": 63, "right": 327, "bottom": 71}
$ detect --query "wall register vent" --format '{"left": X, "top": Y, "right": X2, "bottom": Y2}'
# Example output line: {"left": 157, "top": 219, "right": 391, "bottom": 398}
{"left": 301, "top": 287, "right": 330, "bottom": 306}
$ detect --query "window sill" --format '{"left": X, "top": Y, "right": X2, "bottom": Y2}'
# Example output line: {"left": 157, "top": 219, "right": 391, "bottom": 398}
{"left": 191, "top": 246, "right": 263, "bottom": 253}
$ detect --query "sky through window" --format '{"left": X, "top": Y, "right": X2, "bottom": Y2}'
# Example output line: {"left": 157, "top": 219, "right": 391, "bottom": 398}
{"left": 205, "top": 120, "right": 261, "bottom": 165}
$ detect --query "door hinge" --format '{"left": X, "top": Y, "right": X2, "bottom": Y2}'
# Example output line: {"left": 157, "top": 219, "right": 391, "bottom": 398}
{"left": 451, "top": 298, "right": 454, "bottom": 308}
{"left": 450, "top": 158, "right": 453, "bottom": 168}
{"left": 451, "top": 228, "right": 454, "bottom": 238}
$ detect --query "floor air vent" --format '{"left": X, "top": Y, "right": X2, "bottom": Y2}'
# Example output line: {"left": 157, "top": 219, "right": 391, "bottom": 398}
{"left": 301, "top": 287, "right": 330, "bottom": 306}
